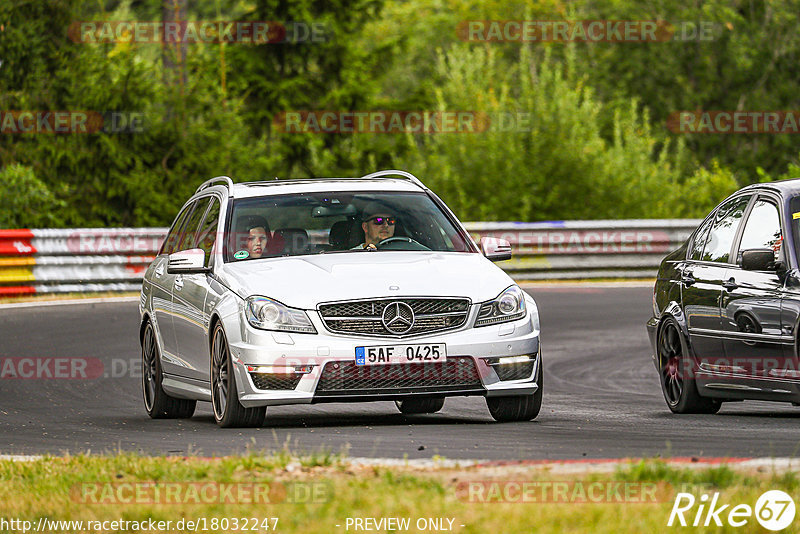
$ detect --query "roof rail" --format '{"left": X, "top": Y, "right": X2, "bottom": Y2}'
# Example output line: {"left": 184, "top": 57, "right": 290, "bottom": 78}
{"left": 359, "top": 170, "right": 426, "bottom": 190}
{"left": 195, "top": 176, "right": 234, "bottom": 195}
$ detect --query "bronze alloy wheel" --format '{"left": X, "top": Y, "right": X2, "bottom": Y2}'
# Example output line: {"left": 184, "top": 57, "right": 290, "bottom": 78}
{"left": 211, "top": 323, "right": 265, "bottom": 427}
{"left": 141, "top": 321, "right": 196, "bottom": 419}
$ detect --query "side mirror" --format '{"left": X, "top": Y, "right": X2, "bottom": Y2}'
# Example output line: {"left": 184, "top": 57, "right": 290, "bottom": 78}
{"left": 741, "top": 248, "right": 775, "bottom": 271}
{"left": 480, "top": 237, "right": 512, "bottom": 262}
{"left": 167, "top": 249, "right": 209, "bottom": 274}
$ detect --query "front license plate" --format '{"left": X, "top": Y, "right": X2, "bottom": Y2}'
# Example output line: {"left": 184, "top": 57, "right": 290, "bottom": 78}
{"left": 355, "top": 344, "right": 447, "bottom": 366}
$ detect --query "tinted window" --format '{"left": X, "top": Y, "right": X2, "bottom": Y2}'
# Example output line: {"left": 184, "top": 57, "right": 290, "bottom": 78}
{"left": 689, "top": 217, "right": 713, "bottom": 261}
{"left": 738, "top": 199, "right": 782, "bottom": 261}
{"left": 226, "top": 191, "right": 472, "bottom": 261}
{"left": 703, "top": 196, "right": 750, "bottom": 263}
{"left": 177, "top": 197, "right": 212, "bottom": 252}
{"left": 161, "top": 203, "right": 194, "bottom": 255}
{"left": 195, "top": 198, "right": 220, "bottom": 267}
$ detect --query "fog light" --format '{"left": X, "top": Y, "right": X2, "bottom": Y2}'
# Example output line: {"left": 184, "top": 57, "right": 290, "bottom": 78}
{"left": 483, "top": 354, "right": 535, "bottom": 366}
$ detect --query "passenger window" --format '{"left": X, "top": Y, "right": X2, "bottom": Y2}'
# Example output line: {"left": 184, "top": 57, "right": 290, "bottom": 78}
{"left": 195, "top": 198, "right": 221, "bottom": 267}
{"left": 161, "top": 203, "right": 195, "bottom": 255}
{"left": 703, "top": 196, "right": 750, "bottom": 263}
{"left": 738, "top": 199, "right": 782, "bottom": 261}
{"left": 689, "top": 217, "right": 713, "bottom": 261}
{"left": 176, "top": 197, "right": 212, "bottom": 252}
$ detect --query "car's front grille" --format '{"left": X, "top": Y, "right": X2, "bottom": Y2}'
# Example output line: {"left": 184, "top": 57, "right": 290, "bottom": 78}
{"left": 318, "top": 298, "right": 470, "bottom": 337}
{"left": 250, "top": 373, "right": 303, "bottom": 390}
{"left": 315, "top": 356, "right": 482, "bottom": 393}
{"left": 494, "top": 361, "right": 535, "bottom": 381}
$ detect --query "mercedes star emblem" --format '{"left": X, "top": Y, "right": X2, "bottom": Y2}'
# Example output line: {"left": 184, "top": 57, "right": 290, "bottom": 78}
{"left": 381, "top": 302, "right": 415, "bottom": 334}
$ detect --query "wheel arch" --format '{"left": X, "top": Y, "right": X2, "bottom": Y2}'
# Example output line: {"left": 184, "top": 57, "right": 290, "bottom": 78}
{"left": 139, "top": 312, "right": 152, "bottom": 346}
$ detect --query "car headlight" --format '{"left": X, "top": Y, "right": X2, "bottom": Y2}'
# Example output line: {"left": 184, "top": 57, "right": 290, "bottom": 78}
{"left": 475, "top": 285, "right": 527, "bottom": 327}
{"left": 245, "top": 296, "right": 317, "bottom": 334}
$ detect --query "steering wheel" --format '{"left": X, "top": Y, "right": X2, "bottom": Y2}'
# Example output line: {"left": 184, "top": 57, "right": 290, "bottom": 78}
{"left": 376, "top": 236, "right": 430, "bottom": 251}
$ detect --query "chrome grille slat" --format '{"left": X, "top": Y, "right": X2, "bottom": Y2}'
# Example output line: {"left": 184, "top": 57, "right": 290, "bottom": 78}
{"left": 318, "top": 298, "right": 470, "bottom": 337}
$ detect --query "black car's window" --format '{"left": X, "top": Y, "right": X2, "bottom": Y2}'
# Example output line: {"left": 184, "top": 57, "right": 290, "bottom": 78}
{"left": 195, "top": 197, "right": 221, "bottom": 267}
{"left": 226, "top": 191, "right": 472, "bottom": 261}
{"left": 161, "top": 202, "right": 195, "bottom": 255}
{"left": 702, "top": 195, "right": 750, "bottom": 263}
{"left": 689, "top": 217, "right": 713, "bottom": 261}
{"left": 737, "top": 198, "right": 782, "bottom": 263}
{"left": 177, "top": 197, "right": 212, "bottom": 252}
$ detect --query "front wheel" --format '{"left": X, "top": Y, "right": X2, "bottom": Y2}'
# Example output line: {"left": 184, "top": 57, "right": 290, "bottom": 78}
{"left": 658, "top": 316, "right": 720, "bottom": 414}
{"left": 141, "top": 321, "right": 196, "bottom": 419}
{"left": 486, "top": 358, "right": 543, "bottom": 422}
{"left": 211, "top": 323, "right": 266, "bottom": 428}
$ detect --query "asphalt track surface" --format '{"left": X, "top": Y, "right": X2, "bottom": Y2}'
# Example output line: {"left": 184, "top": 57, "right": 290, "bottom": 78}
{"left": 2, "top": 287, "right": 800, "bottom": 460}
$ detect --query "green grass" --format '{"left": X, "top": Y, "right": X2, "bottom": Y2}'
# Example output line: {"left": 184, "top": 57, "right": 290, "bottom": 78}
{"left": 0, "top": 454, "right": 797, "bottom": 533}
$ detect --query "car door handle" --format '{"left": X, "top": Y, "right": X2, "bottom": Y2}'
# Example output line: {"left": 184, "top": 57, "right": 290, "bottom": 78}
{"left": 680, "top": 273, "right": 696, "bottom": 286}
{"left": 723, "top": 278, "right": 739, "bottom": 291}
{"left": 174, "top": 276, "right": 184, "bottom": 291}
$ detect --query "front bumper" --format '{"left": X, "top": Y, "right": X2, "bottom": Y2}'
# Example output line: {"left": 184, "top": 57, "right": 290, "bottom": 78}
{"left": 228, "top": 312, "right": 540, "bottom": 408}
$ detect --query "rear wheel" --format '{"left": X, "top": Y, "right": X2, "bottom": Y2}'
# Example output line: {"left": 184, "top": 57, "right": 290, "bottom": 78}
{"left": 658, "top": 317, "right": 720, "bottom": 414}
{"left": 486, "top": 358, "right": 543, "bottom": 422}
{"left": 395, "top": 398, "right": 445, "bottom": 414}
{"left": 141, "top": 321, "right": 196, "bottom": 419}
{"left": 211, "top": 323, "right": 266, "bottom": 428}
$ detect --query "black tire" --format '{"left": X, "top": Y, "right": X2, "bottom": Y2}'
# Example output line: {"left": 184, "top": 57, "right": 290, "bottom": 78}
{"left": 211, "top": 323, "right": 266, "bottom": 428}
{"left": 395, "top": 397, "right": 445, "bottom": 414}
{"left": 658, "top": 316, "right": 721, "bottom": 414}
{"left": 486, "top": 357, "right": 543, "bottom": 422}
{"left": 141, "top": 321, "right": 196, "bottom": 419}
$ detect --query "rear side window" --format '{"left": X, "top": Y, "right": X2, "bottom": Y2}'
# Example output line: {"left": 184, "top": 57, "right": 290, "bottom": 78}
{"left": 161, "top": 203, "right": 195, "bottom": 255}
{"left": 689, "top": 217, "right": 713, "bottom": 261}
{"left": 703, "top": 195, "right": 750, "bottom": 263}
{"left": 737, "top": 198, "right": 782, "bottom": 262}
{"left": 176, "top": 197, "right": 212, "bottom": 252}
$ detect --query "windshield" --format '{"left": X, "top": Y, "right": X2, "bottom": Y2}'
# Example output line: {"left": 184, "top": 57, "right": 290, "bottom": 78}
{"left": 225, "top": 191, "right": 473, "bottom": 261}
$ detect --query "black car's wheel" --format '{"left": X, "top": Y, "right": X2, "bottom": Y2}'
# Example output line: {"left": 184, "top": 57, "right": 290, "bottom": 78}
{"left": 395, "top": 398, "right": 445, "bottom": 414}
{"left": 211, "top": 323, "right": 266, "bottom": 428}
{"left": 141, "top": 321, "right": 196, "bottom": 419}
{"left": 658, "top": 317, "right": 720, "bottom": 414}
{"left": 486, "top": 358, "right": 543, "bottom": 422}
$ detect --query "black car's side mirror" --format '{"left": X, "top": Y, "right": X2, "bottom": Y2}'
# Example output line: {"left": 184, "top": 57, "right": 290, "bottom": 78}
{"left": 741, "top": 248, "right": 776, "bottom": 271}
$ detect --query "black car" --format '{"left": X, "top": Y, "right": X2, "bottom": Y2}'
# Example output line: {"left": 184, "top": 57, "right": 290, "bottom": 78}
{"left": 647, "top": 178, "right": 800, "bottom": 413}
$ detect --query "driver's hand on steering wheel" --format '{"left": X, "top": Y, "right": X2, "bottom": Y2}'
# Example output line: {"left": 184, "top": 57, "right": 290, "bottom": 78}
{"left": 365, "top": 243, "right": 377, "bottom": 251}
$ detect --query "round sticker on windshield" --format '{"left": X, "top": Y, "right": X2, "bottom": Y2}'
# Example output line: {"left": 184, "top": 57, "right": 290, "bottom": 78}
{"left": 234, "top": 250, "right": 249, "bottom": 260}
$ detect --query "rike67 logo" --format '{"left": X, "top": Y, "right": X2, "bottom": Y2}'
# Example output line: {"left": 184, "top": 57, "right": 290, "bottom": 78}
{"left": 668, "top": 490, "right": 796, "bottom": 531}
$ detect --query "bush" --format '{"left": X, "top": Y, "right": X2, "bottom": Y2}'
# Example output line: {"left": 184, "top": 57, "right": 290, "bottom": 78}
{"left": 0, "top": 164, "right": 65, "bottom": 228}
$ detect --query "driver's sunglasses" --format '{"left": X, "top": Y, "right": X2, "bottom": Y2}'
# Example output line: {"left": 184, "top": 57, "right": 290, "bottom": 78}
{"left": 370, "top": 217, "right": 396, "bottom": 226}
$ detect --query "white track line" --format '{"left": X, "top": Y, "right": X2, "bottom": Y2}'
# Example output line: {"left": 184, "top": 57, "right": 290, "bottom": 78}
{"left": 0, "top": 296, "right": 139, "bottom": 310}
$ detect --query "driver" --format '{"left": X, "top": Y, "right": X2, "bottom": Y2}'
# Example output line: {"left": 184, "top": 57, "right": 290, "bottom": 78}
{"left": 236, "top": 215, "right": 269, "bottom": 259}
{"left": 353, "top": 202, "right": 396, "bottom": 250}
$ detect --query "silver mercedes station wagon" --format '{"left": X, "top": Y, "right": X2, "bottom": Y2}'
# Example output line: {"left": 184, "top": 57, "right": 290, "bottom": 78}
{"left": 139, "top": 170, "right": 542, "bottom": 427}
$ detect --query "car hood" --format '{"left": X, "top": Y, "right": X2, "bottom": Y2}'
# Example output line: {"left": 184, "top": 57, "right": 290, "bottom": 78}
{"left": 218, "top": 252, "right": 514, "bottom": 309}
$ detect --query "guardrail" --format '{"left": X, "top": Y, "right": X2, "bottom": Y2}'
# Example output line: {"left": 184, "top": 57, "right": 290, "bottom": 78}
{"left": 0, "top": 220, "right": 700, "bottom": 295}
